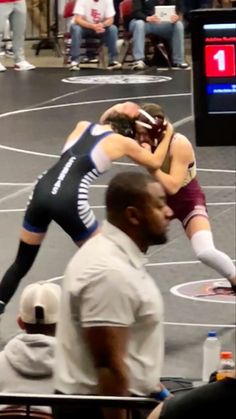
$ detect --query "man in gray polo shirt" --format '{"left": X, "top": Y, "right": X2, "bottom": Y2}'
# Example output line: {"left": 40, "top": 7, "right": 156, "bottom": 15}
{"left": 54, "top": 171, "right": 173, "bottom": 419}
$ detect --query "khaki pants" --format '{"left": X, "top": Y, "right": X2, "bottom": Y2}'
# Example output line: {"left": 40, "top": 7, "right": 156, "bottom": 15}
{"left": 26, "top": 0, "right": 47, "bottom": 36}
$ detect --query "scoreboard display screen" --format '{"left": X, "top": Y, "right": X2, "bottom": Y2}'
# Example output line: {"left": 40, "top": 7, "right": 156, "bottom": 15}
{"left": 190, "top": 9, "right": 236, "bottom": 146}
{"left": 204, "top": 23, "right": 236, "bottom": 113}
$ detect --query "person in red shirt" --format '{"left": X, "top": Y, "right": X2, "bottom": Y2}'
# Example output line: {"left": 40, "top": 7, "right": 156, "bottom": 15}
{"left": 0, "top": 0, "right": 35, "bottom": 71}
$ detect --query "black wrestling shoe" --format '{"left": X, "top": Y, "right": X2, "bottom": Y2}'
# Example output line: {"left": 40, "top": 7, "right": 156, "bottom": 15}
{"left": 0, "top": 301, "right": 5, "bottom": 315}
{"left": 231, "top": 284, "right": 236, "bottom": 295}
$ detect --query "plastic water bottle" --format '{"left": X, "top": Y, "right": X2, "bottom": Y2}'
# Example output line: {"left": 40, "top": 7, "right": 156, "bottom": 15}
{"left": 216, "top": 351, "right": 235, "bottom": 381}
{"left": 202, "top": 331, "right": 221, "bottom": 382}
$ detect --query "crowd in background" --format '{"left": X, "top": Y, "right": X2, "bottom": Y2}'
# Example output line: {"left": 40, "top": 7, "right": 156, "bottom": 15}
{"left": 0, "top": 0, "right": 234, "bottom": 72}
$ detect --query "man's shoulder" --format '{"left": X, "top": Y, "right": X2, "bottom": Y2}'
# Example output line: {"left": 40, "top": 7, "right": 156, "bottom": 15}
{"left": 67, "top": 232, "right": 140, "bottom": 283}
{"left": 67, "top": 234, "right": 119, "bottom": 268}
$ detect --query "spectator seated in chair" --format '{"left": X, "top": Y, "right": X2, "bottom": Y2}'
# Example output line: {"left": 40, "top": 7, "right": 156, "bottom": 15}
{"left": 119, "top": 0, "right": 172, "bottom": 68}
{"left": 69, "top": 0, "right": 122, "bottom": 70}
{"left": 124, "top": 0, "right": 190, "bottom": 70}
{"left": 63, "top": 0, "right": 99, "bottom": 66}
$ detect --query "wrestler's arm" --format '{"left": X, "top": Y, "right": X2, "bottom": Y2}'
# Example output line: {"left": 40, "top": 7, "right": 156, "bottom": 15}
{"left": 152, "top": 122, "right": 173, "bottom": 168}
{"left": 100, "top": 133, "right": 162, "bottom": 171}
{"left": 152, "top": 136, "right": 193, "bottom": 195}
{"left": 99, "top": 102, "right": 140, "bottom": 123}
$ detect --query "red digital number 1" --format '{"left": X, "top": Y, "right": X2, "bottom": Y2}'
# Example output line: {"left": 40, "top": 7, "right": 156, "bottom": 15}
{"left": 205, "top": 45, "right": 235, "bottom": 77}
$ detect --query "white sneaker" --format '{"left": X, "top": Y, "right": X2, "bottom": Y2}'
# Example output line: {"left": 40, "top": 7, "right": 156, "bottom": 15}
{"left": 212, "top": 280, "right": 231, "bottom": 289}
{"left": 0, "top": 62, "right": 6, "bottom": 72}
{"left": 69, "top": 61, "right": 80, "bottom": 71}
{"left": 132, "top": 60, "right": 146, "bottom": 70}
{"left": 107, "top": 61, "right": 122, "bottom": 70}
{"left": 14, "top": 60, "right": 36, "bottom": 71}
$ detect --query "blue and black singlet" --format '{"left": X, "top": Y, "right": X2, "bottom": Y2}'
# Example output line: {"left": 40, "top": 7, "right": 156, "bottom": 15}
{"left": 23, "top": 123, "right": 112, "bottom": 241}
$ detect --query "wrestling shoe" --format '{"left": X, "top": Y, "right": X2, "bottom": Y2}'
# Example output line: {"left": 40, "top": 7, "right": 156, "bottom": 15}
{"left": 231, "top": 284, "right": 236, "bottom": 295}
{"left": 212, "top": 281, "right": 236, "bottom": 295}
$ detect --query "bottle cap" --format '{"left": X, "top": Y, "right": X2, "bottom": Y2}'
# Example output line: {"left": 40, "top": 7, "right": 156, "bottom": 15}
{"left": 208, "top": 331, "right": 217, "bottom": 337}
{"left": 220, "top": 351, "right": 233, "bottom": 359}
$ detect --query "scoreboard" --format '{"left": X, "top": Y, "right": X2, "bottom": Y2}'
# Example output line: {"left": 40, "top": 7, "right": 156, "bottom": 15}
{"left": 190, "top": 9, "right": 236, "bottom": 146}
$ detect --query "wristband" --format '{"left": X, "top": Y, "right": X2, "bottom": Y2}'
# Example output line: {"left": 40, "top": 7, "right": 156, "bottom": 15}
{"left": 151, "top": 388, "right": 171, "bottom": 401}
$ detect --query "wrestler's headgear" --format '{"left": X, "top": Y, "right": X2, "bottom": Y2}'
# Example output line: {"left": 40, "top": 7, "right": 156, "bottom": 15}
{"left": 135, "top": 109, "right": 167, "bottom": 150}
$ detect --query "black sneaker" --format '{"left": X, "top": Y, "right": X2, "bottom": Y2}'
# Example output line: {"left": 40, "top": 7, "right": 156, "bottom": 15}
{"left": 172, "top": 62, "right": 190, "bottom": 70}
{"left": 0, "top": 301, "right": 5, "bottom": 315}
{"left": 107, "top": 61, "right": 122, "bottom": 70}
{"left": 5, "top": 47, "right": 14, "bottom": 57}
{"left": 81, "top": 57, "right": 99, "bottom": 64}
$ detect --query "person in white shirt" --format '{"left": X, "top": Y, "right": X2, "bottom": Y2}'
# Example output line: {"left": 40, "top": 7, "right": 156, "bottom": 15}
{"left": 69, "top": 0, "right": 122, "bottom": 70}
{"left": 53, "top": 171, "right": 173, "bottom": 419}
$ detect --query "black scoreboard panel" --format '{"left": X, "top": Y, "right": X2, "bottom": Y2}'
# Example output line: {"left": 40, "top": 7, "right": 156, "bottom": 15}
{"left": 190, "top": 9, "right": 236, "bottom": 146}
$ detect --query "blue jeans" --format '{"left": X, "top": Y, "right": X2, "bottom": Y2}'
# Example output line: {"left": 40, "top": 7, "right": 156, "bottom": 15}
{"left": 129, "top": 19, "right": 185, "bottom": 64}
{"left": 70, "top": 24, "right": 118, "bottom": 63}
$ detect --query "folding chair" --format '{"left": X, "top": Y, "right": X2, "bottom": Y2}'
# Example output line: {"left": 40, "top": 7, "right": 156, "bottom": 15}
{"left": 0, "top": 406, "right": 52, "bottom": 419}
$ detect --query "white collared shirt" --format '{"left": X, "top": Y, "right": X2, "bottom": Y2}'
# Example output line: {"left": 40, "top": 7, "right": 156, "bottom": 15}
{"left": 54, "top": 221, "right": 164, "bottom": 395}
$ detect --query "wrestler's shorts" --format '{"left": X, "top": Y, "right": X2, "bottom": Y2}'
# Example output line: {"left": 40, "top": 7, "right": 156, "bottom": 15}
{"left": 166, "top": 178, "right": 208, "bottom": 228}
{"left": 22, "top": 177, "right": 98, "bottom": 242}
